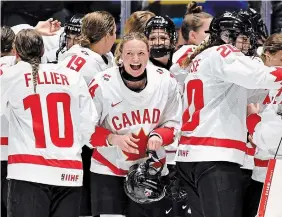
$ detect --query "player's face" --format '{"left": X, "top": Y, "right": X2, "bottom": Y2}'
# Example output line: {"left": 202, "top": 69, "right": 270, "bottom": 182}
{"left": 66, "top": 34, "right": 80, "bottom": 50}
{"left": 148, "top": 29, "right": 171, "bottom": 49}
{"left": 265, "top": 50, "right": 282, "bottom": 67}
{"left": 192, "top": 18, "right": 212, "bottom": 45}
{"left": 122, "top": 39, "right": 149, "bottom": 77}
{"left": 235, "top": 34, "right": 251, "bottom": 54}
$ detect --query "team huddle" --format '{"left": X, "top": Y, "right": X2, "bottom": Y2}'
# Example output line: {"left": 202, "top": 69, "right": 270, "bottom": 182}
{"left": 1, "top": 2, "right": 282, "bottom": 217}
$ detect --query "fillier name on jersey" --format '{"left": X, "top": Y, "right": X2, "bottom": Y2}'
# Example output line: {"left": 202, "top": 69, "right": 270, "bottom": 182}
{"left": 1, "top": 61, "right": 97, "bottom": 186}
{"left": 176, "top": 44, "right": 282, "bottom": 165}
{"left": 88, "top": 65, "right": 182, "bottom": 176}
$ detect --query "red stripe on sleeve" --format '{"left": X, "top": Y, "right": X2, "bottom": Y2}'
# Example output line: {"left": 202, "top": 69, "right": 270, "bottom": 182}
{"left": 246, "top": 114, "right": 261, "bottom": 135}
{"left": 90, "top": 127, "right": 111, "bottom": 147}
{"left": 151, "top": 127, "right": 174, "bottom": 146}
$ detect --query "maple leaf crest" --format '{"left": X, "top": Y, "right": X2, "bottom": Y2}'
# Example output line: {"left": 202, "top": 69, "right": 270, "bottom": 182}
{"left": 123, "top": 128, "right": 148, "bottom": 161}
{"left": 271, "top": 68, "right": 282, "bottom": 82}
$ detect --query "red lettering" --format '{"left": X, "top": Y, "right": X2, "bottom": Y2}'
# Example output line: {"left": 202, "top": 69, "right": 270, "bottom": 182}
{"left": 112, "top": 116, "right": 122, "bottom": 130}
{"left": 143, "top": 109, "right": 151, "bottom": 124}
{"left": 122, "top": 113, "right": 132, "bottom": 128}
{"left": 37, "top": 73, "right": 44, "bottom": 85}
{"left": 43, "top": 72, "right": 51, "bottom": 84}
{"left": 66, "top": 55, "right": 86, "bottom": 72}
{"left": 75, "top": 175, "right": 79, "bottom": 181}
{"left": 24, "top": 73, "right": 31, "bottom": 87}
{"left": 152, "top": 109, "right": 160, "bottom": 123}
{"left": 132, "top": 110, "right": 141, "bottom": 125}
{"left": 191, "top": 59, "right": 201, "bottom": 73}
{"left": 217, "top": 44, "right": 240, "bottom": 58}
{"left": 53, "top": 72, "right": 61, "bottom": 85}
{"left": 60, "top": 74, "right": 69, "bottom": 86}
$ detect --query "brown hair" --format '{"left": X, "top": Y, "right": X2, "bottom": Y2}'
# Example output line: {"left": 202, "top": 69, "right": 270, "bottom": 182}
{"left": 115, "top": 32, "right": 149, "bottom": 65}
{"left": 1, "top": 26, "right": 15, "bottom": 56}
{"left": 80, "top": 11, "right": 115, "bottom": 48}
{"left": 15, "top": 29, "right": 44, "bottom": 93}
{"left": 261, "top": 33, "right": 282, "bottom": 63}
{"left": 181, "top": 1, "right": 213, "bottom": 42}
{"left": 124, "top": 11, "right": 155, "bottom": 35}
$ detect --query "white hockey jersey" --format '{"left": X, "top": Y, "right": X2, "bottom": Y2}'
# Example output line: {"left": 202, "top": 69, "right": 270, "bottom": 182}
{"left": 247, "top": 88, "right": 282, "bottom": 183}
{"left": 170, "top": 45, "right": 197, "bottom": 93}
{"left": 0, "top": 56, "right": 16, "bottom": 161}
{"left": 59, "top": 44, "right": 115, "bottom": 84}
{"left": 0, "top": 61, "right": 98, "bottom": 186}
{"left": 176, "top": 44, "right": 282, "bottom": 165}
{"left": 88, "top": 65, "right": 182, "bottom": 176}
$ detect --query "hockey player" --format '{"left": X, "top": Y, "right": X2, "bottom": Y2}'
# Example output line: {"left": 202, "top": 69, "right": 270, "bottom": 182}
{"left": 59, "top": 11, "right": 116, "bottom": 84}
{"left": 144, "top": 15, "right": 177, "bottom": 70}
{"left": 245, "top": 33, "right": 282, "bottom": 217}
{"left": 0, "top": 25, "right": 16, "bottom": 217}
{"left": 88, "top": 32, "right": 182, "bottom": 217}
{"left": 175, "top": 12, "right": 282, "bottom": 217}
{"left": 54, "top": 14, "right": 84, "bottom": 62}
{"left": 0, "top": 29, "right": 97, "bottom": 217}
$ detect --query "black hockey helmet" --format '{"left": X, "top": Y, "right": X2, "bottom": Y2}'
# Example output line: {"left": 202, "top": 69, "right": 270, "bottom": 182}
{"left": 238, "top": 8, "right": 269, "bottom": 43}
{"left": 206, "top": 11, "right": 257, "bottom": 55}
{"left": 124, "top": 150, "right": 166, "bottom": 204}
{"left": 56, "top": 14, "right": 84, "bottom": 60}
{"left": 144, "top": 15, "right": 177, "bottom": 58}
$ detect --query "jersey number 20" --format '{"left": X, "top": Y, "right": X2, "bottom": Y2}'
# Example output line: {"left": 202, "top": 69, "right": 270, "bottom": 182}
{"left": 23, "top": 93, "right": 74, "bottom": 148}
{"left": 182, "top": 79, "right": 204, "bottom": 131}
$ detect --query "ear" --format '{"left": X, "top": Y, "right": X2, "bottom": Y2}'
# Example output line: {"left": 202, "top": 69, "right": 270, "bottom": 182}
{"left": 188, "top": 30, "right": 197, "bottom": 44}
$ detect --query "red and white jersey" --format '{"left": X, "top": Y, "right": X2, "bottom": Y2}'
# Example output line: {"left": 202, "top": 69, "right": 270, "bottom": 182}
{"left": 176, "top": 44, "right": 282, "bottom": 165}
{"left": 172, "top": 45, "right": 197, "bottom": 64}
{"left": 0, "top": 61, "right": 98, "bottom": 186}
{"left": 247, "top": 89, "right": 282, "bottom": 183}
{"left": 170, "top": 45, "right": 197, "bottom": 93}
{"left": 0, "top": 56, "right": 16, "bottom": 161}
{"left": 88, "top": 64, "right": 182, "bottom": 176}
{"left": 59, "top": 44, "right": 115, "bottom": 84}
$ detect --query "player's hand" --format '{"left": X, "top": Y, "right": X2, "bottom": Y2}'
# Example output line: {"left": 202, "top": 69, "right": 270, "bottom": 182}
{"left": 107, "top": 133, "right": 139, "bottom": 154}
{"left": 147, "top": 135, "right": 163, "bottom": 151}
{"left": 247, "top": 103, "right": 260, "bottom": 116}
{"left": 34, "top": 18, "right": 61, "bottom": 36}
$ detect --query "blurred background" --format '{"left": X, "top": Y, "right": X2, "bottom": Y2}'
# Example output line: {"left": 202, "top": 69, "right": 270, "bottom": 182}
{"left": 1, "top": 0, "right": 282, "bottom": 39}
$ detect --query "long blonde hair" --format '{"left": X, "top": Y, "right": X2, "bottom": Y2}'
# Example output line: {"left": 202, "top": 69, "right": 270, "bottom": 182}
{"left": 15, "top": 29, "right": 44, "bottom": 93}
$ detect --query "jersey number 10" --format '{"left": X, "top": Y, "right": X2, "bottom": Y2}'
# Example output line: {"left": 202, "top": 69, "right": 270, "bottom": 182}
{"left": 23, "top": 93, "right": 74, "bottom": 148}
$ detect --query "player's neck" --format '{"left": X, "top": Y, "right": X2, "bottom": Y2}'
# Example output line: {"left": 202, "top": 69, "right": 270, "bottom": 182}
{"left": 123, "top": 78, "right": 147, "bottom": 92}
{"left": 90, "top": 41, "right": 106, "bottom": 55}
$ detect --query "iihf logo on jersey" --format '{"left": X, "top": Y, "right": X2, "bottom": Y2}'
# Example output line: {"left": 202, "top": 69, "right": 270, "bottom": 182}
{"left": 61, "top": 173, "right": 79, "bottom": 182}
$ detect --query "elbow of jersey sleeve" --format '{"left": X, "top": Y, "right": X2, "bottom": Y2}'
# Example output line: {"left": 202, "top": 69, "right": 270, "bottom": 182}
{"left": 150, "top": 127, "right": 175, "bottom": 146}
{"left": 246, "top": 114, "right": 261, "bottom": 135}
{"left": 90, "top": 127, "right": 111, "bottom": 147}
